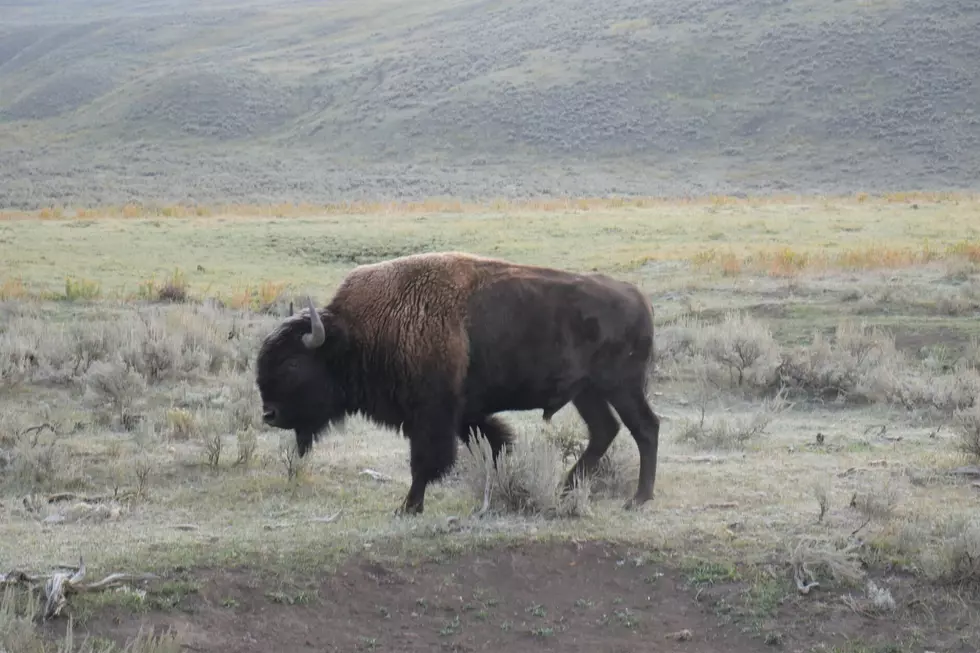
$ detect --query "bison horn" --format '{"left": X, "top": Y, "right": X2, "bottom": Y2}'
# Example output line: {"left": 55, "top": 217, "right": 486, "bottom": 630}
{"left": 302, "top": 296, "right": 326, "bottom": 349}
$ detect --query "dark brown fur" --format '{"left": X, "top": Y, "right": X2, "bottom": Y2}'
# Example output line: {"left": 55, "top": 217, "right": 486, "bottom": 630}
{"left": 256, "top": 252, "right": 660, "bottom": 515}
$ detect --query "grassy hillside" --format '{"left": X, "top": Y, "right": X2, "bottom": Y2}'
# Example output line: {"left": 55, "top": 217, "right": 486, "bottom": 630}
{"left": 1, "top": 0, "right": 979, "bottom": 207}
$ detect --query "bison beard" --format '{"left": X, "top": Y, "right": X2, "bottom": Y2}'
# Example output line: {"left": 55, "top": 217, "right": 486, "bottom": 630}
{"left": 255, "top": 252, "right": 660, "bottom": 516}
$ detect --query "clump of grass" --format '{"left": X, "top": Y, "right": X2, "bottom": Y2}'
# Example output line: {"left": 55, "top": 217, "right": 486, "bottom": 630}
{"left": 918, "top": 517, "right": 980, "bottom": 586}
{"left": 235, "top": 428, "right": 258, "bottom": 468}
{"left": 278, "top": 435, "right": 310, "bottom": 482}
{"left": 82, "top": 358, "right": 146, "bottom": 430}
{"left": 62, "top": 276, "right": 101, "bottom": 301}
{"left": 0, "top": 277, "right": 29, "bottom": 300}
{"left": 203, "top": 430, "right": 222, "bottom": 469}
{"left": 676, "top": 356, "right": 789, "bottom": 451}
{"left": 789, "top": 536, "right": 865, "bottom": 590}
{"left": 225, "top": 375, "right": 259, "bottom": 433}
{"left": 812, "top": 477, "right": 831, "bottom": 523}
{"left": 224, "top": 281, "right": 291, "bottom": 313}
{"left": 677, "top": 396, "right": 786, "bottom": 451}
{"left": 699, "top": 311, "right": 781, "bottom": 389}
{"left": 0, "top": 320, "right": 43, "bottom": 388}
{"left": 775, "top": 320, "right": 903, "bottom": 402}
{"left": 156, "top": 269, "right": 190, "bottom": 303}
{"left": 850, "top": 477, "right": 901, "bottom": 526}
{"left": 951, "top": 404, "right": 980, "bottom": 462}
{"left": 458, "top": 427, "right": 591, "bottom": 518}
{"left": 2, "top": 421, "right": 81, "bottom": 493}
{"left": 193, "top": 408, "right": 226, "bottom": 469}
{"left": 165, "top": 407, "right": 197, "bottom": 441}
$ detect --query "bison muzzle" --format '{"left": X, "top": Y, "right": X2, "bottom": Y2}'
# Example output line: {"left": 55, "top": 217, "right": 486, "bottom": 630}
{"left": 255, "top": 251, "right": 660, "bottom": 516}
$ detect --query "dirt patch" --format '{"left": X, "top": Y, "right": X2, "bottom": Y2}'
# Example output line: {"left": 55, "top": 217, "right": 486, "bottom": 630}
{"left": 43, "top": 541, "right": 980, "bottom": 653}
{"left": 891, "top": 324, "right": 977, "bottom": 357}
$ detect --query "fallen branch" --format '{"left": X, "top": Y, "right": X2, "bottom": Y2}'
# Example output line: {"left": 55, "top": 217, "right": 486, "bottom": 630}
{"left": 662, "top": 454, "right": 745, "bottom": 464}
{"left": 359, "top": 468, "right": 392, "bottom": 482}
{"left": 793, "top": 560, "right": 820, "bottom": 595}
{"left": 946, "top": 466, "right": 980, "bottom": 479}
{"left": 44, "top": 490, "right": 135, "bottom": 504}
{"left": 0, "top": 556, "right": 158, "bottom": 620}
{"left": 692, "top": 502, "right": 739, "bottom": 512}
{"left": 308, "top": 510, "right": 343, "bottom": 524}
{"left": 790, "top": 537, "right": 864, "bottom": 596}
{"left": 20, "top": 423, "right": 57, "bottom": 445}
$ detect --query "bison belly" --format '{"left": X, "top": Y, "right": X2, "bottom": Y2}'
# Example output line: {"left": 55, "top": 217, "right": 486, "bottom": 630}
{"left": 462, "top": 275, "right": 639, "bottom": 417}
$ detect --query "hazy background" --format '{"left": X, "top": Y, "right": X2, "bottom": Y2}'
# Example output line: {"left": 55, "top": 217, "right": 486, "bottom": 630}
{"left": 1, "top": 0, "right": 978, "bottom": 208}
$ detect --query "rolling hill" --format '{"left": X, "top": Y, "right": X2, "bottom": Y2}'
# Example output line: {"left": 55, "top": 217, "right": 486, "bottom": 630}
{"left": 0, "top": 0, "right": 978, "bottom": 208}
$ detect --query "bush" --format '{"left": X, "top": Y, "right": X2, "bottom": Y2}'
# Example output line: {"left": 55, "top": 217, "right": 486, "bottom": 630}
{"left": 952, "top": 404, "right": 980, "bottom": 462}
{"left": 83, "top": 358, "right": 147, "bottom": 429}
{"left": 458, "top": 427, "right": 590, "bottom": 518}
{"left": 775, "top": 321, "right": 902, "bottom": 401}
{"left": 677, "top": 390, "right": 788, "bottom": 451}
{"left": 919, "top": 517, "right": 980, "bottom": 586}
{"left": 0, "top": 418, "right": 82, "bottom": 493}
{"left": 699, "top": 310, "right": 781, "bottom": 388}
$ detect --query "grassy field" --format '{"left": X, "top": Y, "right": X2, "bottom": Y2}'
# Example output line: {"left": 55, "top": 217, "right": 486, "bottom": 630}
{"left": 2, "top": 195, "right": 980, "bottom": 652}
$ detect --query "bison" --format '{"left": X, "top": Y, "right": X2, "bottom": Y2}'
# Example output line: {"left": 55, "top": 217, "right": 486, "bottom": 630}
{"left": 255, "top": 251, "right": 660, "bottom": 516}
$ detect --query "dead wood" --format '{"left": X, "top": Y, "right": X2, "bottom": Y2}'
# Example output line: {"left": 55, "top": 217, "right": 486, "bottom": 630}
{"left": 0, "top": 556, "right": 158, "bottom": 620}
{"left": 359, "top": 468, "right": 392, "bottom": 482}
{"left": 308, "top": 510, "right": 343, "bottom": 524}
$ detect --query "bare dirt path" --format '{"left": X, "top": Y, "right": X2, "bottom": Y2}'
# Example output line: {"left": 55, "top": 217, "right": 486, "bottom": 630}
{"left": 47, "top": 540, "right": 978, "bottom": 653}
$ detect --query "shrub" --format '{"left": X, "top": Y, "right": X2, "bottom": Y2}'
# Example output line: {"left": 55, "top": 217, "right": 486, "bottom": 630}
{"left": 62, "top": 276, "right": 101, "bottom": 301}
{"left": 775, "top": 321, "right": 904, "bottom": 402}
{"left": 0, "top": 419, "right": 82, "bottom": 493}
{"left": 699, "top": 310, "right": 781, "bottom": 389}
{"left": 952, "top": 404, "right": 980, "bottom": 462}
{"left": 458, "top": 427, "right": 590, "bottom": 518}
{"left": 677, "top": 392, "right": 787, "bottom": 451}
{"left": 157, "top": 269, "right": 190, "bottom": 303}
{"left": 919, "top": 517, "right": 980, "bottom": 586}
{"left": 83, "top": 358, "right": 147, "bottom": 429}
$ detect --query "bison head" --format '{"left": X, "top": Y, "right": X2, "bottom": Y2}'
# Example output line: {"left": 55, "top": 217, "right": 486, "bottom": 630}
{"left": 255, "top": 297, "right": 348, "bottom": 457}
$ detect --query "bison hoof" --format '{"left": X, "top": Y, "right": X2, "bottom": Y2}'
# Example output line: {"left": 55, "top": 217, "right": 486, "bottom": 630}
{"left": 394, "top": 501, "right": 424, "bottom": 517}
{"left": 623, "top": 494, "right": 653, "bottom": 511}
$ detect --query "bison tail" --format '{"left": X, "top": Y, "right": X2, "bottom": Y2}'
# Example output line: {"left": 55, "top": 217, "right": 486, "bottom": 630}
{"left": 459, "top": 415, "right": 515, "bottom": 459}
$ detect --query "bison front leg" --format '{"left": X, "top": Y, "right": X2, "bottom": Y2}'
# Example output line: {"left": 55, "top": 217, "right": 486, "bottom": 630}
{"left": 396, "top": 416, "right": 459, "bottom": 517}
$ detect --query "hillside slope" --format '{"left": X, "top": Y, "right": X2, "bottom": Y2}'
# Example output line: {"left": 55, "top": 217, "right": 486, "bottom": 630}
{"left": 1, "top": 0, "right": 978, "bottom": 207}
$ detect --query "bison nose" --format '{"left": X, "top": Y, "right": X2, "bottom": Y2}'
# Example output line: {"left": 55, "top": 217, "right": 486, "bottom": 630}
{"left": 262, "top": 408, "right": 277, "bottom": 424}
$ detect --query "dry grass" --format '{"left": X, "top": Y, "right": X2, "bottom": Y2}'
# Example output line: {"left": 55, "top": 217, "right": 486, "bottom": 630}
{"left": 2, "top": 191, "right": 977, "bottom": 223}
{"left": 951, "top": 405, "right": 980, "bottom": 462}
{"left": 31, "top": 193, "right": 980, "bottom": 218}
{"left": 1, "top": 586, "right": 181, "bottom": 653}
{"left": 2, "top": 194, "right": 980, "bottom": 301}
{"left": 692, "top": 240, "right": 980, "bottom": 278}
